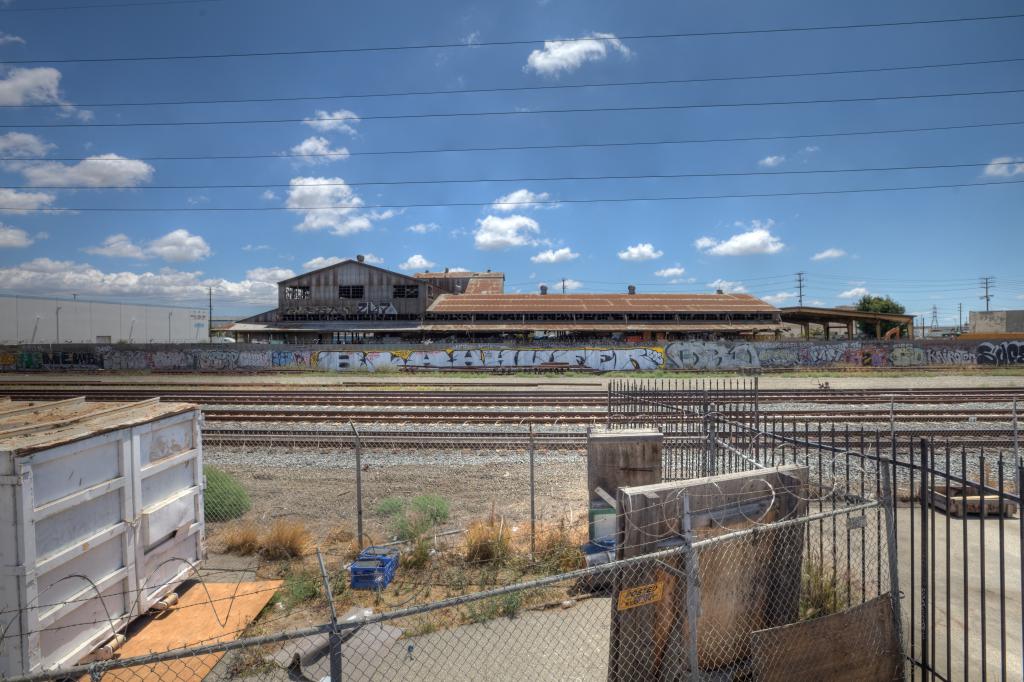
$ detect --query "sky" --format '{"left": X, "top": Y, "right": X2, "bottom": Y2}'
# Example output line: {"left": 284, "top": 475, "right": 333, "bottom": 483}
{"left": 0, "top": 0, "right": 1021, "bottom": 323}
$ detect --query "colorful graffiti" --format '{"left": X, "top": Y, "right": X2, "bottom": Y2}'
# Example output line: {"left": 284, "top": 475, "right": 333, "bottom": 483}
{"left": 0, "top": 339, "right": 1013, "bottom": 372}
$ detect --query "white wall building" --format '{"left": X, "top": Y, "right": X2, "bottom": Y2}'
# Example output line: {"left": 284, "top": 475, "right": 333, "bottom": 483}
{"left": 0, "top": 294, "right": 208, "bottom": 344}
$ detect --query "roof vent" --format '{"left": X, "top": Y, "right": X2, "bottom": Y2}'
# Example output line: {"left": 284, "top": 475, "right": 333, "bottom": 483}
{"left": 356, "top": 254, "right": 365, "bottom": 263}
{"left": 716, "top": 288, "right": 724, "bottom": 295}
{"left": 627, "top": 284, "right": 636, "bottom": 295}
{"left": 540, "top": 284, "right": 548, "bottom": 295}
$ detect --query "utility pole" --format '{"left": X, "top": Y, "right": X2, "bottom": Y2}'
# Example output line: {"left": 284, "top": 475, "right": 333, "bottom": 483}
{"left": 958, "top": 303, "right": 963, "bottom": 333}
{"left": 167, "top": 311, "right": 172, "bottom": 343}
{"left": 208, "top": 286, "right": 213, "bottom": 342}
{"left": 561, "top": 278, "right": 566, "bottom": 294}
{"left": 796, "top": 272, "right": 806, "bottom": 307}
{"left": 980, "top": 276, "right": 994, "bottom": 311}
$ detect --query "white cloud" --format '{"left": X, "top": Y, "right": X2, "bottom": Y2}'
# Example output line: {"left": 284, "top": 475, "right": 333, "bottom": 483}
{"left": 531, "top": 247, "right": 578, "bottom": 263}
{"left": 763, "top": 291, "right": 796, "bottom": 305}
{"left": 0, "top": 67, "right": 62, "bottom": 105}
{"left": 474, "top": 214, "right": 541, "bottom": 250}
{"left": 0, "top": 32, "right": 24, "bottom": 46}
{"left": 803, "top": 145, "right": 820, "bottom": 153}
{"left": 85, "top": 229, "right": 211, "bottom": 262}
{"left": 525, "top": 32, "right": 632, "bottom": 76}
{"left": 302, "top": 254, "right": 383, "bottom": 270}
{"left": 492, "top": 188, "right": 553, "bottom": 211}
{"left": 261, "top": 190, "right": 278, "bottom": 201}
{"left": 811, "top": 247, "right": 846, "bottom": 261}
{"left": 838, "top": 286, "right": 870, "bottom": 299}
{"left": 707, "top": 279, "right": 747, "bottom": 293}
{"left": 303, "top": 109, "right": 360, "bottom": 135}
{"left": 983, "top": 156, "right": 1024, "bottom": 177}
{"left": 0, "top": 132, "right": 54, "bottom": 158}
{"left": 407, "top": 222, "right": 439, "bottom": 234}
{"left": 398, "top": 254, "right": 435, "bottom": 271}
{"left": 17, "top": 154, "right": 154, "bottom": 187}
{"left": 0, "top": 258, "right": 288, "bottom": 306}
{"left": 0, "top": 224, "right": 34, "bottom": 247}
{"left": 654, "top": 265, "right": 686, "bottom": 278}
{"left": 245, "top": 266, "right": 295, "bottom": 284}
{"left": 289, "top": 136, "right": 349, "bottom": 164}
{"left": 242, "top": 243, "right": 270, "bottom": 251}
{"left": 758, "top": 155, "right": 785, "bottom": 168}
{"left": 0, "top": 188, "right": 56, "bottom": 213}
{"left": 146, "top": 229, "right": 212, "bottom": 262}
{"left": 618, "top": 242, "right": 663, "bottom": 261}
{"left": 85, "top": 233, "right": 147, "bottom": 259}
{"left": 285, "top": 176, "right": 391, "bottom": 236}
{"left": 694, "top": 221, "right": 784, "bottom": 256}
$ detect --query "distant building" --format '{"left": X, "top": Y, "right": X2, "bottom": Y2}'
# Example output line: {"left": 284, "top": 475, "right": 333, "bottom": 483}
{"left": 0, "top": 294, "right": 209, "bottom": 344}
{"left": 225, "top": 256, "right": 783, "bottom": 343}
{"left": 970, "top": 310, "right": 1024, "bottom": 335}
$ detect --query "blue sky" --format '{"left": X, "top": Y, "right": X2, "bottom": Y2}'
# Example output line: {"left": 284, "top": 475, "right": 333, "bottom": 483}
{"left": 0, "top": 0, "right": 1021, "bottom": 322}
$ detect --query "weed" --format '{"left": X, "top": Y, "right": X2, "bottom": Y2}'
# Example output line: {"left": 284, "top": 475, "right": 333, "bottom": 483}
{"left": 204, "top": 466, "right": 251, "bottom": 522}
{"left": 464, "top": 591, "right": 523, "bottom": 624}
{"left": 402, "top": 538, "right": 432, "bottom": 570}
{"left": 376, "top": 498, "right": 406, "bottom": 517}
{"left": 220, "top": 522, "right": 260, "bottom": 556}
{"left": 464, "top": 518, "right": 512, "bottom": 565}
{"left": 280, "top": 567, "right": 322, "bottom": 608}
{"left": 533, "top": 521, "right": 586, "bottom": 573}
{"left": 800, "top": 559, "right": 846, "bottom": 620}
{"left": 403, "top": 617, "right": 440, "bottom": 638}
{"left": 259, "top": 519, "right": 310, "bottom": 560}
{"left": 410, "top": 494, "right": 450, "bottom": 525}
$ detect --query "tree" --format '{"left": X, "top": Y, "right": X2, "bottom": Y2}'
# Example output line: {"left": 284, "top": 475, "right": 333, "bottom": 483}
{"left": 855, "top": 295, "right": 907, "bottom": 337}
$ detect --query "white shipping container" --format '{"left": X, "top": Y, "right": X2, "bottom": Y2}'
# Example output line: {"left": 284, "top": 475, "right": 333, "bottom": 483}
{"left": 0, "top": 398, "right": 203, "bottom": 677}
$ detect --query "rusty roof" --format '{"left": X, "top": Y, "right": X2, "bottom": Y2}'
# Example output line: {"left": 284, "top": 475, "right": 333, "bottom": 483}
{"left": 421, "top": 322, "right": 782, "bottom": 333}
{"left": 414, "top": 271, "right": 504, "bottom": 279}
{"left": 464, "top": 277, "right": 505, "bottom": 295}
{"left": 428, "top": 293, "right": 777, "bottom": 314}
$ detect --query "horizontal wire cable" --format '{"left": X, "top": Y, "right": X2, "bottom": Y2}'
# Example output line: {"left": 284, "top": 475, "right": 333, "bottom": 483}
{"left": 8, "top": 178, "right": 1022, "bottom": 212}
{"left": 7, "top": 12, "right": 1024, "bottom": 64}
{"left": 9, "top": 87, "right": 1024, "bottom": 129}
{"left": 7, "top": 119, "right": 1021, "bottom": 162}
{"left": 5, "top": 55, "right": 1022, "bottom": 109}
{"left": 6, "top": 159, "right": 1014, "bottom": 191}
{"left": 0, "top": 0, "right": 230, "bottom": 11}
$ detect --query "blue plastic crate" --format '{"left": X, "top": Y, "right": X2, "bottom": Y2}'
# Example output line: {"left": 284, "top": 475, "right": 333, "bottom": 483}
{"left": 349, "top": 547, "right": 400, "bottom": 590}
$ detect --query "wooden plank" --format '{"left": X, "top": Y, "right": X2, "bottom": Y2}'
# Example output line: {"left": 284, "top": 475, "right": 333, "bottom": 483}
{"left": 749, "top": 594, "right": 901, "bottom": 682}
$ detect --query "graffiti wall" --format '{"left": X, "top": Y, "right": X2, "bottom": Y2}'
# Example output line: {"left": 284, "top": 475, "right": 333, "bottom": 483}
{"left": 0, "top": 339, "right": 1020, "bottom": 372}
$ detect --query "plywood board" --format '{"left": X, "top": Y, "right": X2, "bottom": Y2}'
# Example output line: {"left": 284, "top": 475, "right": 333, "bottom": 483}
{"left": 92, "top": 579, "right": 281, "bottom": 681}
{"left": 749, "top": 594, "right": 901, "bottom": 681}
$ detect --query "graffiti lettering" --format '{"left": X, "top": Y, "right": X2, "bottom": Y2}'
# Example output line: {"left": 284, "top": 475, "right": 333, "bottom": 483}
{"left": 977, "top": 341, "right": 1024, "bottom": 365}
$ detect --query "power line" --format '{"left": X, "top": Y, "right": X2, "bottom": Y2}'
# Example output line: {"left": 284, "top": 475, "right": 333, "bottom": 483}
{"left": 0, "top": 0, "right": 230, "bottom": 11}
{"left": 6, "top": 12, "right": 1023, "bottom": 65}
{"left": 11, "top": 87, "right": 1024, "bottom": 129}
{"left": 9, "top": 177, "right": 1022, "bottom": 212}
{"left": 7, "top": 119, "right": 1022, "bottom": 163}
{"left": 10, "top": 159, "right": 1018, "bottom": 191}
{"left": 6, "top": 56, "right": 1022, "bottom": 109}
{"left": 980, "top": 276, "right": 995, "bottom": 311}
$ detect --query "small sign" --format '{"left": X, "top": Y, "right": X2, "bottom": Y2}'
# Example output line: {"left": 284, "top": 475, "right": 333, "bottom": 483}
{"left": 616, "top": 582, "right": 664, "bottom": 611}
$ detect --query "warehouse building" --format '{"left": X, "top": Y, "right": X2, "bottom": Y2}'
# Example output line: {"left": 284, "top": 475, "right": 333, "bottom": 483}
{"left": 225, "top": 257, "right": 784, "bottom": 343}
{"left": 0, "top": 294, "right": 209, "bottom": 344}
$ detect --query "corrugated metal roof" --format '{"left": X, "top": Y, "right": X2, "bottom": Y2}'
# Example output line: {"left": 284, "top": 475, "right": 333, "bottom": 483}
{"left": 414, "top": 271, "right": 504, "bottom": 279}
{"left": 464, "top": 277, "right": 505, "bottom": 294}
{"left": 428, "top": 293, "right": 777, "bottom": 314}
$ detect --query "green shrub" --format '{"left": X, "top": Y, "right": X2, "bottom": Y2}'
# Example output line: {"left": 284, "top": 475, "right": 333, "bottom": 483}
{"left": 204, "top": 466, "right": 251, "bottom": 522}
{"left": 410, "top": 494, "right": 450, "bottom": 526}
{"left": 280, "top": 568, "right": 321, "bottom": 608}
{"left": 378, "top": 495, "right": 450, "bottom": 542}
{"left": 376, "top": 498, "right": 406, "bottom": 517}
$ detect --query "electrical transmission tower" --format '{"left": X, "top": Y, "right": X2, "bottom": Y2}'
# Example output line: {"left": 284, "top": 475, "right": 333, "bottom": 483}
{"left": 796, "top": 272, "right": 805, "bottom": 307}
{"left": 930, "top": 305, "right": 939, "bottom": 330}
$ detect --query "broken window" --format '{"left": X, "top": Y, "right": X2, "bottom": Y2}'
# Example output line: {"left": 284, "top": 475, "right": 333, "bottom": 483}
{"left": 285, "top": 286, "right": 311, "bottom": 300}
{"left": 339, "top": 285, "right": 365, "bottom": 299}
{"left": 393, "top": 285, "right": 419, "bottom": 298}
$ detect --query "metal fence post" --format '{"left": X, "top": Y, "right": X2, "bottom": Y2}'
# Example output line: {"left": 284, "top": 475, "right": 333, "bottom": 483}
{"left": 528, "top": 423, "right": 536, "bottom": 560}
{"left": 682, "top": 494, "right": 701, "bottom": 680}
{"left": 350, "top": 421, "right": 364, "bottom": 551}
{"left": 879, "top": 458, "right": 905, "bottom": 667}
{"left": 316, "top": 548, "right": 342, "bottom": 682}
{"left": 919, "top": 438, "right": 930, "bottom": 676}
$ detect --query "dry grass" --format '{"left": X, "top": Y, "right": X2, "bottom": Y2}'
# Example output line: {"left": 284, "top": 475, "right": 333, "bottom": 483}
{"left": 464, "top": 517, "right": 512, "bottom": 565}
{"left": 259, "top": 519, "right": 311, "bottom": 560}
{"left": 220, "top": 522, "right": 261, "bottom": 556}
{"left": 531, "top": 521, "right": 586, "bottom": 573}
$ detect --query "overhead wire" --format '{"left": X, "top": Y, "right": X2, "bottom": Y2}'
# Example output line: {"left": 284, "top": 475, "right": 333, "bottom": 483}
{"left": 6, "top": 11, "right": 1024, "bottom": 64}
{"left": 8, "top": 177, "right": 1022, "bottom": 212}
{"left": 7, "top": 119, "right": 1021, "bottom": 163}
{"left": 4, "top": 55, "right": 1022, "bottom": 109}
{"left": 8, "top": 86, "right": 1024, "bottom": 129}
{"left": 5, "top": 158, "right": 1017, "bottom": 191}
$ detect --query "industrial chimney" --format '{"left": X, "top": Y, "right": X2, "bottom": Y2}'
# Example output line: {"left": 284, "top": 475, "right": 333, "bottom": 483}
{"left": 540, "top": 284, "right": 548, "bottom": 295}
{"left": 356, "top": 254, "right": 365, "bottom": 263}
{"left": 627, "top": 285, "right": 636, "bottom": 295}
